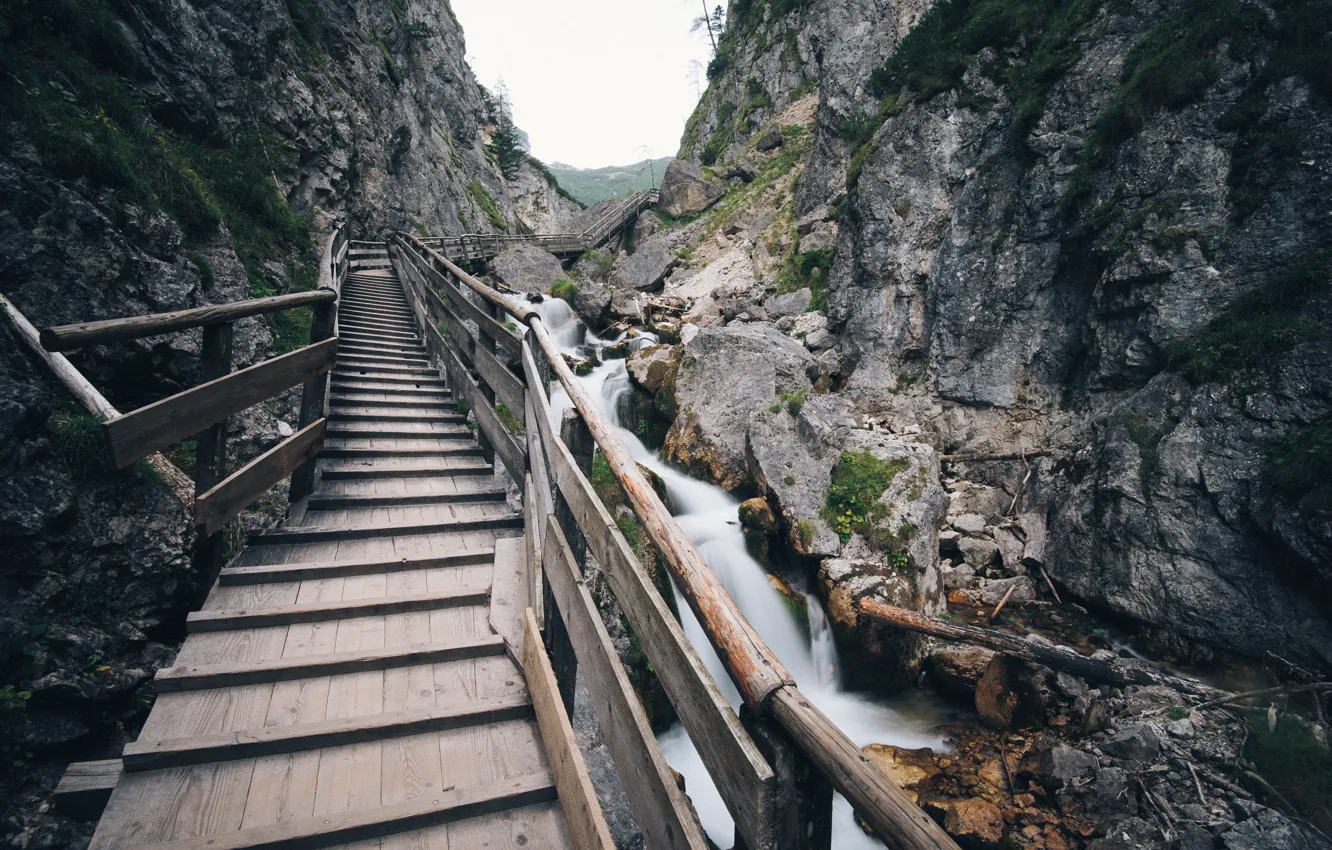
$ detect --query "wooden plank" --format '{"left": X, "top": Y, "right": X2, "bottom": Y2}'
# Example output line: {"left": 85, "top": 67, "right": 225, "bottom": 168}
{"left": 404, "top": 243, "right": 524, "bottom": 356}
{"left": 541, "top": 517, "right": 709, "bottom": 850}
{"left": 134, "top": 772, "right": 557, "bottom": 850}
{"left": 488, "top": 537, "right": 528, "bottom": 650}
{"left": 535, "top": 399, "right": 778, "bottom": 846}
{"left": 196, "top": 419, "right": 326, "bottom": 535}
{"left": 104, "top": 338, "right": 338, "bottom": 469}
{"left": 121, "top": 694, "right": 533, "bottom": 772}
{"left": 218, "top": 549, "right": 496, "bottom": 585}
{"left": 39, "top": 289, "right": 336, "bottom": 352}
{"left": 54, "top": 759, "right": 122, "bottom": 820}
{"left": 186, "top": 586, "right": 491, "bottom": 633}
{"left": 438, "top": 341, "right": 525, "bottom": 484}
{"left": 520, "top": 609, "right": 615, "bottom": 850}
{"left": 472, "top": 343, "right": 525, "bottom": 415}
{"left": 154, "top": 635, "right": 506, "bottom": 693}
{"left": 248, "top": 512, "right": 520, "bottom": 544}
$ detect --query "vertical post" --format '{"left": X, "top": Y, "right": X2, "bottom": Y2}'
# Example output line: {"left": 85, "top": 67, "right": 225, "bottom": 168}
{"left": 738, "top": 705, "right": 834, "bottom": 850}
{"left": 543, "top": 408, "right": 594, "bottom": 716}
{"left": 290, "top": 296, "right": 338, "bottom": 501}
{"left": 472, "top": 298, "right": 500, "bottom": 467}
{"left": 193, "top": 322, "right": 234, "bottom": 583}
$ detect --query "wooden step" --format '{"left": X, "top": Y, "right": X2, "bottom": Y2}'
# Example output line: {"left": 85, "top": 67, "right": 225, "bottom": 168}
{"left": 329, "top": 381, "right": 450, "bottom": 395}
{"left": 319, "top": 444, "right": 483, "bottom": 459}
{"left": 337, "top": 353, "right": 431, "bottom": 368}
{"left": 132, "top": 771, "right": 557, "bottom": 850}
{"left": 219, "top": 548, "right": 495, "bottom": 585}
{"left": 317, "top": 461, "right": 492, "bottom": 479}
{"left": 340, "top": 330, "right": 422, "bottom": 345}
{"left": 251, "top": 512, "right": 521, "bottom": 544}
{"left": 331, "top": 370, "right": 441, "bottom": 385}
{"left": 328, "top": 409, "right": 466, "bottom": 423}
{"left": 338, "top": 308, "right": 416, "bottom": 322}
{"left": 187, "top": 585, "right": 491, "bottom": 632}
{"left": 335, "top": 363, "right": 436, "bottom": 377}
{"left": 305, "top": 489, "right": 507, "bottom": 510}
{"left": 328, "top": 395, "right": 456, "bottom": 409}
{"left": 325, "top": 425, "right": 470, "bottom": 438}
{"left": 153, "top": 634, "right": 506, "bottom": 692}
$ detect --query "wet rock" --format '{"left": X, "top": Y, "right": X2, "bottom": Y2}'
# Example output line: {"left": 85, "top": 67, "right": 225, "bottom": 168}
{"left": 1102, "top": 723, "right": 1161, "bottom": 762}
{"left": 657, "top": 159, "right": 724, "bottom": 216}
{"left": 942, "top": 563, "right": 977, "bottom": 590}
{"left": 943, "top": 797, "right": 1004, "bottom": 848}
{"left": 863, "top": 744, "right": 939, "bottom": 803}
{"left": 738, "top": 497, "right": 778, "bottom": 533}
{"left": 492, "top": 243, "right": 564, "bottom": 295}
{"left": 975, "top": 655, "right": 1057, "bottom": 729}
{"left": 928, "top": 645, "right": 996, "bottom": 700}
{"left": 664, "top": 324, "right": 815, "bottom": 489}
{"left": 571, "top": 276, "right": 612, "bottom": 328}
{"left": 625, "top": 344, "right": 682, "bottom": 399}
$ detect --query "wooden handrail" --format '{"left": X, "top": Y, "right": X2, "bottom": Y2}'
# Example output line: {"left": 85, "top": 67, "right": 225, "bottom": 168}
{"left": 40, "top": 289, "right": 337, "bottom": 352}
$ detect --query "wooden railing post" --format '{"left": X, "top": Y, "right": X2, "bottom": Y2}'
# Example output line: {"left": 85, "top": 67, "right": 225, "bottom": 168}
{"left": 193, "top": 322, "right": 234, "bottom": 582}
{"left": 544, "top": 408, "right": 593, "bottom": 715}
{"left": 289, "top": 297, "right": 338, "bottom": 501}
{"left": 738, "top": 706, "right": 833, "bottom": 850}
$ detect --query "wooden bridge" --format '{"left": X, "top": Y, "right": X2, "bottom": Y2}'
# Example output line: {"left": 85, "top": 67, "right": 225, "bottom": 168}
{"left": 20, "top": 214, "right": 961, "bottom": 850}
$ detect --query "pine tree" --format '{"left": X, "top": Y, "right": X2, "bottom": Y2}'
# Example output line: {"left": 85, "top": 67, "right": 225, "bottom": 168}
{"left": 486, "top": 85, "right": 525, "bottom": 181}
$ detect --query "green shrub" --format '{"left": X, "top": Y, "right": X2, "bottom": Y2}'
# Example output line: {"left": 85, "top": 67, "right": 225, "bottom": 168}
{"left": 495, "top": 402, "right": 524, "bottom": 436}
{"left": 822, "top": 451, "right": 909, "bottom": 542}
{"left": 549, "top": 277, "right": 579, "bottom": 302}
{"left": 1267, "top": 419, "right": 1332, "bottom": 514}
{"left": 1245, "top": 709, "right": 1332, "bottom": 832}
{"left": 48, "top": 409, "right": 105, "bottom": 475}
{"left": 700, "top": 101, "right": 739, "bottom": 166}
{"left": 467, "top": 180, "right": 508, "bottom": 231}
{"left": 1120, "top": 411, "right": 1177, "bottom": 490}
{"left": 778, "top": 391, "right": 805, "bottom": 416}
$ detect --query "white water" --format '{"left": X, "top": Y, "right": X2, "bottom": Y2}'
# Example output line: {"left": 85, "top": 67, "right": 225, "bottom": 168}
{"left": 528, "top": 298, "right": 948, "bottom": 848}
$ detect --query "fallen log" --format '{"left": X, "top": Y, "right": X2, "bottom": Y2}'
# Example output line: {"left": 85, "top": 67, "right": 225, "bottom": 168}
{"left": 857, "top": 598, "right": 1225, "bottom": 699}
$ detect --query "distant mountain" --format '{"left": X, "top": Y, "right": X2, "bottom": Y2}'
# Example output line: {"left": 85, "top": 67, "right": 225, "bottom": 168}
{"left": 546, "top": 157, "right": 673, "bottom": 206}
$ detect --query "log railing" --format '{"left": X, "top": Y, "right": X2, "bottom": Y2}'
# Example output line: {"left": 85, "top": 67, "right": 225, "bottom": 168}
{"left": 417, "top": 189, "right": 657, "bottom": 262}
{"left": 38, "top": 222, "right": 349, "bottom": 579}
{"left": 390, "top": 233, "right": 960, "bottom": 850}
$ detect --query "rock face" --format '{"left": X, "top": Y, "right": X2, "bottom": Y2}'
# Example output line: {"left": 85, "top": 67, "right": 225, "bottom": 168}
{"left": 664, "top": 324, "right": 816, "bottom": 489}
{"left": 492, "top": 243, "right": 564, "bottom": 295}
{"left": 693, "top": 0, "right": 1332, "bottom": 666}
{"left": 610, "top": 234, "right": 680, "bottom": 291}
{"left": 657, "top": 159, "right": 724, "bottom": 216}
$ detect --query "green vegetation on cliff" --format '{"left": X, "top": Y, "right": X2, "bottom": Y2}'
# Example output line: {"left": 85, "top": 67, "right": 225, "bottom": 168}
{"left": 822, "top": 451, "right": 908, "bottom": 543}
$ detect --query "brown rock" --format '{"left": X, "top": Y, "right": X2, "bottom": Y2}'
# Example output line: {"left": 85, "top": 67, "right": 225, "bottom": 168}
{"left": 862, "top": 744, "right": 939, "bottom": 804}
{"left": 738, "top": 497, "right": 778, "bottom": 533}
{"left": 944, "top": 797, "right": 1005, "bottom": 848}
{"left": 976, "top": 656, "right": 1021, "bottom": 729}
{"left": 929, "top": 645, "right": 998, "bottom": 701}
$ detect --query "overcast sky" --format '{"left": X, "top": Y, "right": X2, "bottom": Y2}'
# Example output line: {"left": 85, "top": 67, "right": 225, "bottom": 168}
{"left": 450, "top": 0, "right": 714, "bottom": 169}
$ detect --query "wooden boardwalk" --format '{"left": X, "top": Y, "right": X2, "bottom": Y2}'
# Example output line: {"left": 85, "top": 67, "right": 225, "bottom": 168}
{"left": 88, "top": 264, "right": 599, "bottom": 849}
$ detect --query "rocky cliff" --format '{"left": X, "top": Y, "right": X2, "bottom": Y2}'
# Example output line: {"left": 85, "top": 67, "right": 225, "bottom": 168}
{"left": 654, "top": 0, "right": 1332, "bottom": 672}
{"left": 0, "top": 0, "right": 574, "bottom": 842}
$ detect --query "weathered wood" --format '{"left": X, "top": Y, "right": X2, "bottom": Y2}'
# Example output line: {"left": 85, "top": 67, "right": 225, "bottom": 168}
{"left": 291, "top": 273, "right": 340, "bottom": 501}
{"left": 528, "top": 370, "right": 778, "bottom": 848}
{"left": 191, "top": 322, "right": 233, "bottom": 580}
{"left": 54, "top": 759, "right": 122, "bottom": 820}
{"left": 122, "top": 693, "right": 532, "bottom": 772}
{"left": 248, "top": 511, "right": 520, "bottom": 544}
{"left": 769, "top": 686, "right": 962, "bottom": 850}
{"left": 435, "top": 330, "right": 526, "bottom": 482}
{"left": 473, "top": 342, "right": 525, "bottom": 415}
{"left": 153, "top": 634, "right": 505, "bottom": 692}
{"left": 133, "top": 772, "right": 557, "bottom": 850}
{"left": 39, "top": 289, "right": 336, "bottom": 351}
{"left": 218, "top": 548, "right": 495, "bottom": 585}
{"left": 195, "top": 419, "right": 326, "bottom": 536}
{"left": 405, "top": 242, "right": 524, "bottom": 356}
{"left": 541, "top": 517, "right": 709, "bottom": 850}
{"left": 521, "top": 608, "right": 616, "bottom": 850}
{"left": 528, "top": 318, "right": 793, "bottom": 709}
{"left": 489, "top": 537, "right": 529, "bottom": 650}
{"left": 104, "top": 337, "right": 338, "bottom": 468}
{"left": 407, "top": 233, "right": 538, "bottom": 327}
{"left": 739, "top": 707, "right": 833, "bottom": 850}
{"left": 857, "top": 598, "right": 1224, "bottom": 697}
{"left": 186, "top": 585, "right": 488, "bottom": 632}
{"left": 0, "top": 292, "right": 194, "bottom": 504}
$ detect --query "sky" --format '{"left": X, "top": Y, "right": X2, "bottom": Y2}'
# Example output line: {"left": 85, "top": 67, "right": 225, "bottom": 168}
{"left": 449, "top": 0, "right": 715, "bottom": 169}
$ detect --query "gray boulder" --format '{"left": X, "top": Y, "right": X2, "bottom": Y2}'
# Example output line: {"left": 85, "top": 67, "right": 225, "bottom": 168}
{"left": 572, "top": 277, "right": 611, "bottom": 328}
{"left": 754, "top": 124, "right": 783, "bottom": 152}
{"left": 664, "top": 324, "right": 816, "bottom": 490}
{"left": 492, "top": 243, "right": 563, "bottom": 295}
{"left": 658, "top": 159, "right": 724, "bottom": 216}
{"left": 1038, "top": 744, "right": 1099, "bottom": 790}
{"left": 1101, "top": 723, "right": 1162, "bottom": 762}
{"left": 610, "top": 235, "right": 679, "bottom": 292}
{"left": 765, "top": 288, "right": 812, "bottom": 318}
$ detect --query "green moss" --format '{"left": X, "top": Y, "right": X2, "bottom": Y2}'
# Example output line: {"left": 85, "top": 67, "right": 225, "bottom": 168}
{"left": 467, "top": 179, "right": 507, "bottom": 232}
{"left": 822, "top": 451, "right": 909, "bottom": 543}
{"left": 48, "top": 408, "right": 106, "bottom": 476}
{"left": 1245, "top": 709, "right": 1332, "bottom": 832}
{"left": 775, "top": 247, "right": 834, "bottom": 310}
{"left": 700, "top": 101, "right": 738, "bottom": 166}
{"left": 548, "top": 277, "right": 579, "bottom": 302}
{"left": 777, "top": 391, "right": 805, "bottom": 416}
{"left": 1267, "top": 419, "right": 1332, "bottom": 514}
{"left": 1167, "top": 250, "right": 1330, "bottom": 383}
{"left": 186, "top": 252, "right": 214, "bottom": 288}
{"left": 495, "top": 402, "right": 524, "bottom": 436}
{"left": 578, "top": 248, "right": 615, "bottom": 280}
{"left": 365, "top": 32, "right": 404, "bottom": 86}
{"left": 1120, "top": 411, "right": 1177, "bottom": 489}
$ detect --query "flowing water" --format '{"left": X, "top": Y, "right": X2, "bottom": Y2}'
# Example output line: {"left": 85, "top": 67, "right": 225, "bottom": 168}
{"left": 525, "top": 298, "right": 949, "bottom": 848}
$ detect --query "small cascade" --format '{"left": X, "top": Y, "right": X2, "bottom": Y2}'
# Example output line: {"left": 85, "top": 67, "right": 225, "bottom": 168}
{"left": 529, "top": 295, "right": 948, "bottom": 848}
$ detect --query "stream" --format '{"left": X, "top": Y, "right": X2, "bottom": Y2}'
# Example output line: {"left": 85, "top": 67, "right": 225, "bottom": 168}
{"left": 524, "top": 297, "right": 951, "bottom": 848}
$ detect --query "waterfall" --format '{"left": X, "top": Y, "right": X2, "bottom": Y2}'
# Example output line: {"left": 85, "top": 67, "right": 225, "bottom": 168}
{"left": 529, "top": 297, "right": 947, "bottom": 848}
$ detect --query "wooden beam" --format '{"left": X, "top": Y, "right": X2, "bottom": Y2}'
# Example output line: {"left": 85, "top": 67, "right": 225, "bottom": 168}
{"left": 525, "top": 364, "right": 778, "bottom": 847}
{"left": 520, "top": 608, "right": 616, "bottom": 850}
{"left": 39, "top": 289, "right": 336, "bottom": 351}
{"left": 153, "top": 635, "right": 505, "bottom": 692}
{"left": 122, "top": 693, "right": 532, "bottom": 772}
{"left": 857, "top": 598, "right": 1224, "bottom": 698}
{"left": 53, "top": 759, "right": 122, "bottom": 821}
{"left": 134, "top": 772, "right": 557, "bottom": 850}
{"left": 472, "top": 342, "right": 525, "bottom": 415}
{"left": 195, "top": 419, "right": 326, "bottom": 536}
{"left": 104, "top": 338, "right": 338, "bottom": 469}
{"left": 186, "top": 586, "right": 491, "bottom": 632}
{"left": 218, "top": 549, "right": 495, "bottom": 585}
{"left": 489, "top": 537, "right": 529, "bottom": 650}
{"left": 542, "top": 517, "right": 709, "bottom": 850}
{"left": 434, "top": 328, "right": 526, "bottom": 483}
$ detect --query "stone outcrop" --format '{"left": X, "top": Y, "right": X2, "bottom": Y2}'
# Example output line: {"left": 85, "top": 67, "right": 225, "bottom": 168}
{"left": 492, "top": 243, "right": 564, "bottom": 295}
{"left": 657, "top": 159, "right": 724, "bottom": 216}
{"left": 610, "top": 234, "right": 680, "bottom": 291}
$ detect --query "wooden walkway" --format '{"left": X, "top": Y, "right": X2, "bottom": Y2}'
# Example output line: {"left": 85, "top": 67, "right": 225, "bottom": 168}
{"left": 88, "top": 264, "right": 599, "bottom": 849}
